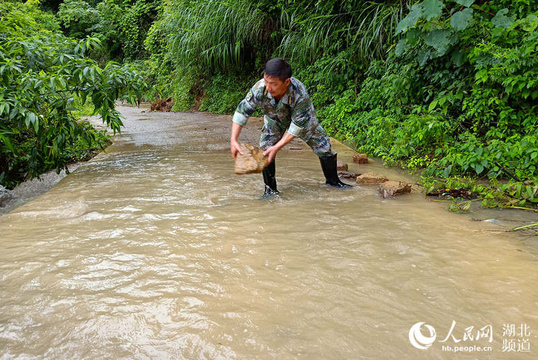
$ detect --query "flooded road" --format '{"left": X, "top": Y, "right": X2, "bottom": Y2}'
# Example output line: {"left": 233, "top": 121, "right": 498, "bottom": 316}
{"left": 0, "top": 106, "right": 537, "bottom": 359}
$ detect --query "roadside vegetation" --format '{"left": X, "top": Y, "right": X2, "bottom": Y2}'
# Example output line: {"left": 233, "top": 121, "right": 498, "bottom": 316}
{"left": 1, "top": 0, "right": 536, "bottom": 211}
{"left": 0, "top": 0, "right": 146, "bottom": 188}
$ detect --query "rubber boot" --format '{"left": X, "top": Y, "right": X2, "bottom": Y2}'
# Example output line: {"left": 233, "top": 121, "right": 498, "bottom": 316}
{"left": 261, "top": 160, "right": 279, "bottom": 198}
{"left": 319, "top": 154, "right": 352, "bottom": 188}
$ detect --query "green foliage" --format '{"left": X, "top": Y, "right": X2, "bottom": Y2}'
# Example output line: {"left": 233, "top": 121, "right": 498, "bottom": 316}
{"left": 60, "top": 119, "right": 112, "bottom": 163}
{"left": 145, "top": 0, "right": 408, "bottom": 111}
{"left": 169, "top": 68, "right": 199, "bottom": 112}
{"left": 58, "top": 0, "right": 160, "bottom": 61}
{"left": 388, "top": 1, "right": 538, "bottom": 182}
{"left": 198, "top": 75, "right": 251, "bottom": 114}
{"left": 58, "top": 0, "right": 99, "bottom": 38}
{"left": 277, "top": 1, "right": 407, "bottom": 69}
{"left": 315, "top": 0, "right": 537, "bottom": 208}
{"left": 0, "top": 1, "right": 146, "bottom": 188}
{"left": 143, "top": 0, "right": 277, "bottom": 111}
{"left": 116, "top": 0, "right": 160, "bottom": 60}
{"left": 153, "top": 0, "right": 268, "bottom": 72}
{"left": 423, "top": 177, "right": 538, "bottom": 208}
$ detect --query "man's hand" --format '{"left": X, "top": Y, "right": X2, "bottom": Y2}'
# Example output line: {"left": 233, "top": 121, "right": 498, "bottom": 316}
{"left": 230, "top": 140, "right": 243, "bottom": 159}
{"left": 230, "top": 122, "right": 244, "bottom": 159}
{"left": 263, "top": 145, "right": 279, "bottom": 165}
{"left": 263, "top": 131, "right": 296, "bottom": 165}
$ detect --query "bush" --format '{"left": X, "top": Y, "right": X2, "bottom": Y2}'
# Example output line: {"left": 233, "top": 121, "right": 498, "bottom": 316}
{"left": 0, "top": 0, "right": 146, "bottom": 188}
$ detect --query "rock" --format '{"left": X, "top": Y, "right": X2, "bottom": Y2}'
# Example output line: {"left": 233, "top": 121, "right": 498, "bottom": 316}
{"left": 378, "top": 181, "right": 412, "bottom": 198}
{"left": 234, "top": 143, "right": 267, "bottom": 174}
{"left": 353, "top": 153, "right": 369, "bottom": 164}
{"left": 338, "top": 171, "right": 361, "bottom": 179}
{"left": 150, "top": 97, "right": 173, "bottom": 112}
{"left": 337, "top": 161, "right": 348, "bottom": 171}
{"left": 0, "top": 185, "right": 12, "bottom": 207}
{"left": 356, "top": 172, "right": 388, "bottom": 184}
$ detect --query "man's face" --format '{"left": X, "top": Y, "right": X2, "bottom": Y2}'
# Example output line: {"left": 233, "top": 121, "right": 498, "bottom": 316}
{"left": 264, "top": 74, "right": 290, "bottom": 100}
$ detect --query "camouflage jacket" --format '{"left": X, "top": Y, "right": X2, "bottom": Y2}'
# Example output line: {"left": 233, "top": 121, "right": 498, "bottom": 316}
{"left": 232, "top": 77, "right": 320, "bottom": 139}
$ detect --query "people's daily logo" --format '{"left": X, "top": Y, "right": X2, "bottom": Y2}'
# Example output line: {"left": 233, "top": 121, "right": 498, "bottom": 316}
{"left": 408, "top": 321, "right": 531, "bottom": 353}
{"left": 409, "top": 322, "right": 437, "bottom": 350}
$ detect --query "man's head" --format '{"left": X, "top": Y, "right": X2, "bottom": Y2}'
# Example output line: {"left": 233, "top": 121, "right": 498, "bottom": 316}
{"left": 264, "top": 58, "right": 292, "bottom": 100}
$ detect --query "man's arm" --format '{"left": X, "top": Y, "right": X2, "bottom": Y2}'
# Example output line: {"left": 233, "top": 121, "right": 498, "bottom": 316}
{"left": 231, "top": 81, "right": 265, "bottom": 159}
{"left": 230, "top": 122, "right": 244, "bottom": 159}
{"left": 263, "top": 131, "right": 295, "bottom": 165}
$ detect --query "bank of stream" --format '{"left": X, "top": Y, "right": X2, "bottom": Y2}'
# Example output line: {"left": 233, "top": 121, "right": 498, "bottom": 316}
{"left": 0, "top": 105, "right": 536, "bottom": 359}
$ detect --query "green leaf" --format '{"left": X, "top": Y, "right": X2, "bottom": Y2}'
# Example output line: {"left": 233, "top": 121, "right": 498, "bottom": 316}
{"left": 428, "top": 99, "right": 438, "bottom": 112}
{"left": 49, "top": 77, "right": 56, "bottom": 93}
{"left": 396, "top": 4, "right": 423, "bottom": 34}
{"left": 417, "top": 49, "right": 432, "bottom": 66}
{"left": 423, "top": 0, "right": 443, "bottom": 21}
{"left": 25, "top": 112, "right": 39, "bottom": 133}
{"left": 424, "top": 29, "right": 452, "bottom": 56}
{"left": 33, "top": 116, "right": 39, "bottom": 133}
{"left": 406, "top": 28, "right": 421, "bottom": 46}
{"left": 450, "top": 8, "right": 474, "bottom": 31}
{"left": 492, "top": 9, "right": 514, "bottom": 29}
{"left": 395, "top": 39, "right": 407, "bottom": 56}
{"left": 526, "top": 186, "right": 534, "bottom": 200}
{"left": 455, "top": 0, "right": 475, "bottom": 7}
{"left": 9, "top": 106, "right": 18, "bottom": 121}
{"left": 451, "top": 51, "right": 465, "bottom": 66}
{"left": 443, "top": 165, "right": 453, "bottom": 178}
{"left": 519, "top": 14, "right": 538, "bottom": 32}
{"left": 0, "top": 133, "right": 15, "bottom": 152}
{"left": 25, "top": 113, "right": 31, "bottom": 128}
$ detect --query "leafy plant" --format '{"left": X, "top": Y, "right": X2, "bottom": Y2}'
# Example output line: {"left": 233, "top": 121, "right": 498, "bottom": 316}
{"left": 159, "top": 0, "right": 269, "bottom": 72}
{"left": 278, "top": 0, "right": 407, "bottom": 67}
{"left": 0, "top": 0, "right": 146, "bottom": 188}
{"left": 58, "top": 0, "right": 160, "bottom": 61}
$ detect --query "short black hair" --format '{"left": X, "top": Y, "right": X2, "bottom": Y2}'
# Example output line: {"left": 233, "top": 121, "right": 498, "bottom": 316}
{"left": 264, "top": 58, "right": 292, "bottom": 81}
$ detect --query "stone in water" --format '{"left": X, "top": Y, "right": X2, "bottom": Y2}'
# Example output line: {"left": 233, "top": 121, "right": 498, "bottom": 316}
{"left": 353, "top": 153, "right": 369, "bottom": 164}
{"left": 235, "top": 143, "right": 267, "bottom": 174}
{"left": 378, "top": 181, "right": 412, "bottom": 198}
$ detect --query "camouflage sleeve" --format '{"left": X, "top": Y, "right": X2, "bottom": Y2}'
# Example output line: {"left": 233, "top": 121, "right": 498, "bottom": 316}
{"left": 288, "top": 96, "right": 314, "bottom": 138}
{"left": 232, "top": 87, "right": 259, "bottom": 126}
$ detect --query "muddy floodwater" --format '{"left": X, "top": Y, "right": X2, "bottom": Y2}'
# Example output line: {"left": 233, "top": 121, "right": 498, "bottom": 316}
{"left": 0, "top": 106, "right": 537, "bottom": 359}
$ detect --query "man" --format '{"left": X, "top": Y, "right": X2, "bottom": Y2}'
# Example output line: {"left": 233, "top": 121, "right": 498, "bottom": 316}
{"left": 230, "top": 58, "right": 351, "bottom": 197}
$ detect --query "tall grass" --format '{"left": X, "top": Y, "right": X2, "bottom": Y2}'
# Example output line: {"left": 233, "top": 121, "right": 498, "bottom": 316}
{"left": 277, "top": 1, "right": 408, "bottom": 66}
{"left": 160, "top": 0, "right": 270, "bottom": 71}
{"left": 152, "top": 0, "right": 409, "bottom": 75}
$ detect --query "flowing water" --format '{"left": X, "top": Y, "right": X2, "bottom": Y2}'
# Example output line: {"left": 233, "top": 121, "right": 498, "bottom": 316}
{"left": 0, "top": 106, "right": 537, "bottom": 359}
